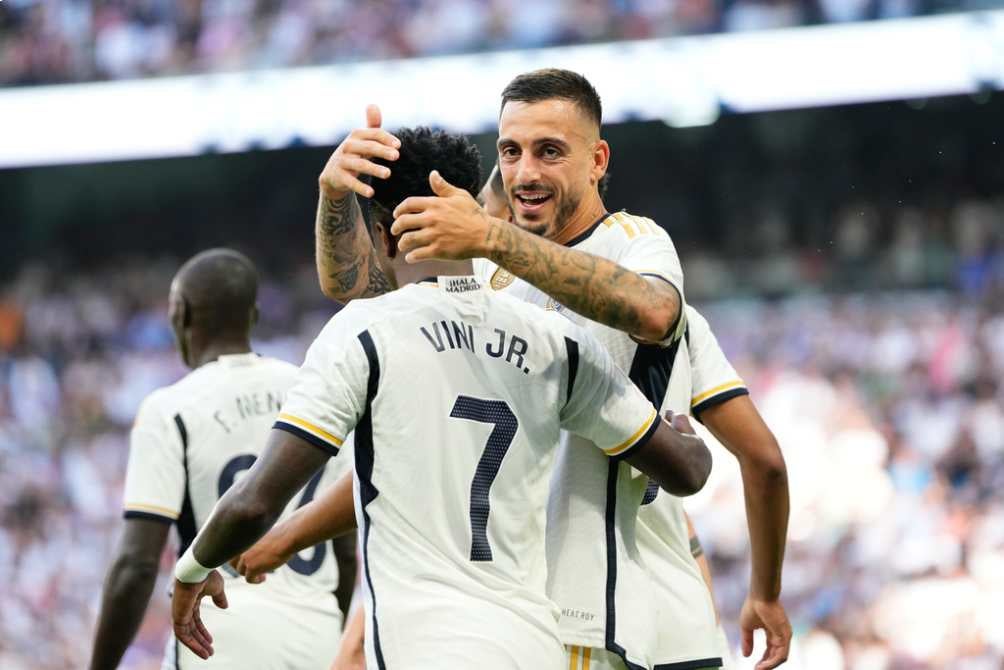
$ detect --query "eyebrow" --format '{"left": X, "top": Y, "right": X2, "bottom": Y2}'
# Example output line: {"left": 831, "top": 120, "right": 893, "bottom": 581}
{"left": 496, "top": 136, "right": 570, "bottom": 151}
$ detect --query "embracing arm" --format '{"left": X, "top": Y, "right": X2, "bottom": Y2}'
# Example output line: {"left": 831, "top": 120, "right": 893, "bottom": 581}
{"left": 189, "top": 430, "right": 331, "bottom": 568}
{"left": 89, "top": 518, "right": 170, "bottom": 670}
{"left": 234, "top": 471, "right": 358, "bottom": 582}
{"left": 483, "top": 220, "right": 680, "bottom": 342}
{"left": 626, "top": 414, "right": 712, "bottom": 497}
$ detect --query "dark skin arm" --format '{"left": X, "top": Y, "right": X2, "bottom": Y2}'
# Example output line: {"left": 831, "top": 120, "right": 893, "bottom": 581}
{"left": 89, "top": 518, "right": 171, "bottom": 670}
{"left": 172, "top": 430, "right": 332, "bottom": 659}
{"left": 700, "top": 395, "right": 791, "bottom": 670}
{"left": 392, "top": 172, "right": 683, "bottom": 343}
{"left": 625, "top": 413, "right": 712, "bottom": 496}
{"left": 234, "top": 471, "right": 357, "bottom": 583}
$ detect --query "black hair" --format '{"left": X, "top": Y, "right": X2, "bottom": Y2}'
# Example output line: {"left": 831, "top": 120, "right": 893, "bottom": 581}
{"left": 501, "top": 68, "right": 602, "bottom": 128}
{"left": 176, "top": 248, "right": 257, "bottom": 335}
{"left": 370, "top": 127, "right": 481, "bottom": 257}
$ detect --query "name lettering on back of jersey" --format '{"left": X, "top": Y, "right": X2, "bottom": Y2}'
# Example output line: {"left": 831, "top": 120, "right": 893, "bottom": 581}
{"left": 214, "top": 390, "right": 286, "bottom": 433}
{"left": 438, "top": 275, "right": 481, "bottom": 294}
{"left": 420, "top": 321, "right": 531, "bottom": 374}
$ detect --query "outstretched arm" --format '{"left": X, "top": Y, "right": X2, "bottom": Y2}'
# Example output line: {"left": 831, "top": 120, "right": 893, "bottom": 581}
{"left": 88, "top": 518, "right": 170, "bottom": 670}
{"left": 234, "top": 471, "right": 357, "bottom": 582}
{"left": 315, "top": 105, "right": 398, "bottom": 303}
{"left": 392, "top": 172, "right": 682, "bottom": 343}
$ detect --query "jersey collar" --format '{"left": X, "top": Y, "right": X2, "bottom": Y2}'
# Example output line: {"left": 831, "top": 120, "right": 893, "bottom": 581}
{"left": 563, "top": 212, "right": 612, "bottom": 248}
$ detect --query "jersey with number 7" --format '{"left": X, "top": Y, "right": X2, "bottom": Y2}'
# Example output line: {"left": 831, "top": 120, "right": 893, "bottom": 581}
{"left": 275, "top": 278, "right": 663, "bottom": 670}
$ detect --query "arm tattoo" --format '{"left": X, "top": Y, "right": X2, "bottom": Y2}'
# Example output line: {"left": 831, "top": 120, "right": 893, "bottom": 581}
{"left": 484, "top": 222, "right": 678, "bottom": 340}
{"left": 315, "top": 192, "right": 394, "bottom": 302}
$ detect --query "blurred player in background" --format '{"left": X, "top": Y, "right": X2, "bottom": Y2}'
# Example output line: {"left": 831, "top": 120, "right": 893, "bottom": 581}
{"left": 167, "top": 127, "right": 714, "bottom": 670}
{"left": 88, "top": 249, "right": 354, "bottom": 670}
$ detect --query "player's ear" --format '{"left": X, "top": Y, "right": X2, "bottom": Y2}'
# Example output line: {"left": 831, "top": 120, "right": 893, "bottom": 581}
{"left": 591, "top": 139, "right": 610, "bottom": 189}
{"left": 374, "top": 221, "right": 397, "bottom": 259}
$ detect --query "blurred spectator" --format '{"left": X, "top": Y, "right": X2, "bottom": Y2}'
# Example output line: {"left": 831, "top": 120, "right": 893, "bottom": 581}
{"left": 3, "top": 0, "right": 1004, "bottom": 86}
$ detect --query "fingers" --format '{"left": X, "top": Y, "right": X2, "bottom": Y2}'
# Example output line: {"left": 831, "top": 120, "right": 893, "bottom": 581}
{"left": 390, "top": 212, "right": 434, "bottom": 237}
{"left": 176, "top": 625, "right": 212, "bottom": 660}
{"left": 392, "top": 196, "right": 439, "bottom": 219}
{"left": 341, "top": 138, "right": 400, "bottom": 162}
{"left": 211, "top": 587, "right": 229, "bottom": 610}
{"left": 755, "top": 641, "right": 789, "bottom": 670}
{"left": 397, "top": 229, "right": 436, "bottom": 255}
{"left": 366, "top": 104, "right": 382, "bottom": 129}
{"left": 429, "top": 170, "right": 461, "bottom": 196}
{"left": 742, "top": 625, "right": 754, "bottom": 657}
{"left": 347, "top": 127, "right": 400, "bottom": 149}
{"left": 339, "top": 155, "right": 392, "bottom": 180}
{"left": 671, "top": 413, "right": 696, "bottom": 435}
{"left": 335, "top": 171, "right": 375, "bottom": 199}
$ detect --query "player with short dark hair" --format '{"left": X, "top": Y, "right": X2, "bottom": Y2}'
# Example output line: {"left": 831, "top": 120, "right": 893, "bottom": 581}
{"left": 88, "top": 249, "right": 355, "bottom": 670}
{"left": 169, "top": 128, "right": 713, "bottom": 670}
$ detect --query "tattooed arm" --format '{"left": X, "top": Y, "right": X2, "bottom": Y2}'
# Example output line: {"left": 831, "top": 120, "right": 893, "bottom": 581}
{"left": 482, "top": 219, "right": 680, "bottom": 342}
{"left": 314, "top": 105, "right": 399, "bottom": 304}
{"left": 315, "top": 192, "right": 394, "bottom": 302}
{"left": 393, "top": 171, "right": 681, "bottom": 343}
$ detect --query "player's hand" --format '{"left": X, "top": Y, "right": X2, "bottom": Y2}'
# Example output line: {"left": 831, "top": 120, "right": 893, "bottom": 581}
{"left": 740, "top": 597, "right": 791, "bottom": 670}
{"left": 391, "top": 170, "right": 497, "bottom": 263}
{"left": 663, "top": 410, "right": 696, "bottom": 435}
{"left": 231, "top": 528, "right": 295, "bottom": 584}
{"left": 319, "top": 105, "right": 401, "bottom": 201}
{"left": 172, "top": 570, "right": 228, "bottom": 660}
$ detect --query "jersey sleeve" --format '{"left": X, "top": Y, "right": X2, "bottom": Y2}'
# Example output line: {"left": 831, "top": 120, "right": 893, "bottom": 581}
{"left": 274, "top": 313, "right": 371, "bottom": 457}
{"left": 559, "top": 325, "right": 660, "bottom": 460}
{"left": 472, "top": 257, "right": 495, "bottom": 285}
{"left": 611, "top": 213, "right": 687, "bottom": 344}
{"left": 687, "top": 307, "right": 749, "bottom": 421}
{"left": 122, "top": 393, "right": 186, "bottom": 523}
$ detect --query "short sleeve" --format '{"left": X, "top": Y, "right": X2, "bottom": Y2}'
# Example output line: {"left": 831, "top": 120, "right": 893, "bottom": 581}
{"left": 687, "top": 308, "right": 748, "bottom": 421}
{"left": 559, "top": 326, "right": 659, "bottom": 460}
{"left": 122, "top": 394, "right": 185, "bottom": 522}
{"left": 274, "top": 314, "right": 371, "bottom": 457}
{"left": 610, "top": 213, "right": 687, "bottom": 344}
{"left": 472, "top": 258, "right": 495, "bottom": 285}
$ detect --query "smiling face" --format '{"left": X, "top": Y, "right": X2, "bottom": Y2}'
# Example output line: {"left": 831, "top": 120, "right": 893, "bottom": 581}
{"left": 497, "top": 98, "right": 609, "bottom": 240}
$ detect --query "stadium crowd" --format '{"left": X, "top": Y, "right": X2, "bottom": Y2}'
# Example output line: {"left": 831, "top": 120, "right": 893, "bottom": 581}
{"left": 1, "top": 195, "right": 1001, "bottom": 669}
{"left": 2, "top": 0, "right": 1002, "bottom": 86}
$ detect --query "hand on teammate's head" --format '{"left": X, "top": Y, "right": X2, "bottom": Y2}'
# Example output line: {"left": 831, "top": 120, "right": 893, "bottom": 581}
{"left": 318, "top": 104, "right": 401, "bottom": 201}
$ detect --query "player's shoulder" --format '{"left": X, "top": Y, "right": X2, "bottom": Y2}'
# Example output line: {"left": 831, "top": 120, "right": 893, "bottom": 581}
{"left": 684, "top": 304, "right": 710, "bottom": 333}
{"left": 599, "top": 210, "right": 670, "bottom": 243}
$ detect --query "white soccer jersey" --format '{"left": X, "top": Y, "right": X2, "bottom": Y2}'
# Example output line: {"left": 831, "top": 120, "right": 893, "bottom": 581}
{"left": 474, "top": 211, "right": 686, "bottom": 668}
{"left": 637, "top": 306, "right": 748, "bottom": 668}
{"left": 122, "top": 353, "right": 349, "bottom": 669}
{"left": 274, "top": 276, "right": 661, "bottom": 670}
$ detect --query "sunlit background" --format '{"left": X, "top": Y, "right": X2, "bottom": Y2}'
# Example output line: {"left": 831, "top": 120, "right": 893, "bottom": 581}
{"left": 2, "top": 2, "right": 1003, "bottom": 669}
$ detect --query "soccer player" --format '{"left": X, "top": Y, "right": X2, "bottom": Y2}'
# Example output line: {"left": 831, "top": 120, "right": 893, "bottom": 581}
{"left": 88, "top": 249, "right": 354, "bottom": 670}
{"left": 479, "top": 164, "right": 791, "bottom": 670}
{"left": 168, "top": 128, "right": 713, "bottom": 670}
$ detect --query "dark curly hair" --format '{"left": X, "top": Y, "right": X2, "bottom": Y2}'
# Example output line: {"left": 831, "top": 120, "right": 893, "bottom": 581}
{"left": 370, "top": 127, "right": 482, "bottom": 246}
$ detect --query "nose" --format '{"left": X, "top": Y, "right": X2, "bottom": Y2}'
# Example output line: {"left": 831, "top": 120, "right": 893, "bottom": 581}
{"left": 514, "top": 153, "right": 542, "bottom": 187}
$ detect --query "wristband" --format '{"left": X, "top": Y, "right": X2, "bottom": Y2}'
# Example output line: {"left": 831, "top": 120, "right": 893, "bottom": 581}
{"left": 175, "top": 547, "right": 213, "bottom": 584}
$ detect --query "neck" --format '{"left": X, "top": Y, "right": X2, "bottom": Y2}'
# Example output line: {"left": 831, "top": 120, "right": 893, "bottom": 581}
{"left": 190, "top": 339, "right": 252, "bottom": 369}
{"left": 392, "top": 259, "right": 474, "bottom": 287}
{"left": 550, "top": 192, "right": 607, "bottom": 246}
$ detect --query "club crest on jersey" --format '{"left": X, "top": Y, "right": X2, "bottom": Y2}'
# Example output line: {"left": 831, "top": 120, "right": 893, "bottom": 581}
{"left": 545, "top": 298, "right": 565, "bottom": 313}
{"left": 490, "top": 267, "right": 515, "bottom": 290}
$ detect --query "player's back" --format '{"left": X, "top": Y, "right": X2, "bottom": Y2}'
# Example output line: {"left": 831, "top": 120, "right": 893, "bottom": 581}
{"left": 286, "top": 276, "right": 660, "bottom": 669}
{"left": 124, "top": 353, "right": 346, "bottom": 669}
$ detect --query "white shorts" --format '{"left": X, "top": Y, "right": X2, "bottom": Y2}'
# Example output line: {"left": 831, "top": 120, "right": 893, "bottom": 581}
{"left": 164, "top": 586, "right": 342, "bottom": 670}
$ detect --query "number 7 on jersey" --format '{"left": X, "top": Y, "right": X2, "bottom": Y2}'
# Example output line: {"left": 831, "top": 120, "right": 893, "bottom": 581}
{"left": 449, "top": 395, "right": 518, "bottom": 562}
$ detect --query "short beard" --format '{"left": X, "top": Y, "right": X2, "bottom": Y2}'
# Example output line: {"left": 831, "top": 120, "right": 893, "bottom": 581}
{"left": 509, "top": 189, "right": 582, "bottom": 240}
